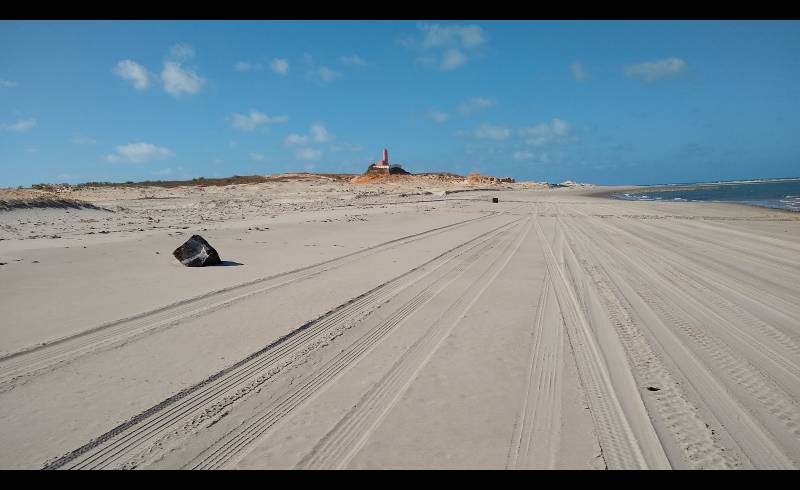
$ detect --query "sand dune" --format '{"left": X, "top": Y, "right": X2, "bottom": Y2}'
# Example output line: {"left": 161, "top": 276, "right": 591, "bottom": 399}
{"left": 1, "top": 182, "right": 798, "bottom": 469}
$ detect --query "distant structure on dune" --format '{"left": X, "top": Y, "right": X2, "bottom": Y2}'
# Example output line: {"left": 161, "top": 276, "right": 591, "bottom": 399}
{"left": 364, "top": 148, "right": 409, "bottom": 175}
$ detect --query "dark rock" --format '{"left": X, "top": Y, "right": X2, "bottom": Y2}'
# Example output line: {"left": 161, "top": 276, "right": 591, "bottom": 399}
{"left": 172, "top": 235, "right": 222, "bottom": 267}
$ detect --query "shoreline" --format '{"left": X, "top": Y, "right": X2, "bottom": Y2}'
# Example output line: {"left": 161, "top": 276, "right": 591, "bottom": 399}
{"left": 581, "top": 186, "right": 800, "bottom": 216}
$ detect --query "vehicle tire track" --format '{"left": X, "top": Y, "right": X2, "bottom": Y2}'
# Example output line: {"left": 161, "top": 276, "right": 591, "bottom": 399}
{"left": 560, "top": 209, "right": 798, "bottom": 468}
{"left": 505, "top": 268, "right": 564, "bottom": 469}
{"left": 1, "top": 208, "right": 522, "bottom": 391}
{"left": 533, "top": 214, "right": 670, "bottom": 470}
{"left": 556, "top": 214, "right": 738, "bottom": 469}
{"left": 296, "top": 217, "right": 533, "bottom": 470}
{"left": 43, "top": 215, "right": 524, "bottom": 470}
{"left": 567, "top": 208, "right": 800, "bottom": 393}
{"left": 188, "top": 218, "right": 530, "bottom": 470}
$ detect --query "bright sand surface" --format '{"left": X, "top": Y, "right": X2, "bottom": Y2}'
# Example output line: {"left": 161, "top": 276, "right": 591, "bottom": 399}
{"left": 1, "top": 179, "right": 799, "bottom": 469}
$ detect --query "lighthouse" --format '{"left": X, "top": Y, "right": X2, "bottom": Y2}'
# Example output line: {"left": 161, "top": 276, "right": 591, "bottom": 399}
{"left": 362, "top": 147, "right": 408, "bottom": 176}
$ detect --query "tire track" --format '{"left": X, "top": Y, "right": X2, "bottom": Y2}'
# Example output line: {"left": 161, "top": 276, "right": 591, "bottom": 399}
{"left": 189, "top": 217, "right": 529, "bottom": 470}
{"left": 533, "top": 214, "right": 670, "bottom": 470}
{"left": 561, "top": 208, "right": 798, "bottom": 468}
{"left": 568, "top": 207, "right": 800, "bottom": 391}
{"left": 44, "top": 215, "right": 524, "bottom": 470}
{"left": 611, "top": 213, "right": 800, "bottom": 313}
{"left": 505, "top": 268, "right": 564, "bottom": 469}
{"left": 606, "top": 214, "right": 800, "bottom": 345}
{"left": 1, "top": 208, "right": 522, "bottom": 391}
{"left": 556, "top": 214, "right": 738, "bottom": 469}
{"left": 296, "top": 217, "right": 533, "bottom": 470}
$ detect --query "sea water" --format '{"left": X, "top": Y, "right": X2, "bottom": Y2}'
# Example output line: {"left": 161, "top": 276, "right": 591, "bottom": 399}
{"left": 613, "top": 178, "right": 800, "bottom": 212}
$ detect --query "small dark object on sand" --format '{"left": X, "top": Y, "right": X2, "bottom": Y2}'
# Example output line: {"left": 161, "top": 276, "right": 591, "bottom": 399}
{"left": 173, "top": 235, "right": 222, "bottom": 267}
{"left": 492, "top": 197, "right": 499, "bottom": 203}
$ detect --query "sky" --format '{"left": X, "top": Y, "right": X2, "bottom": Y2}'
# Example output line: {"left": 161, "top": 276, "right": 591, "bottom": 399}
{"left": 1, "top": 20, "right": 799, "bottom": 187}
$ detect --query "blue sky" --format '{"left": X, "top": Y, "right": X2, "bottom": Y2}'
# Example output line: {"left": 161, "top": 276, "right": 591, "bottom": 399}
{"left": 1, "top": 20, "right": 799, "bottom": 187}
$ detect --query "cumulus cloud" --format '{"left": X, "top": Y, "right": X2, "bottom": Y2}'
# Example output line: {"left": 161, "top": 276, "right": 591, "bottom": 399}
{"left": 458, "top": 97, "right": 495, "bottom": 115}
{"left": 113, "top": 60, "right": 151, "bottom": 90}
{"left": 403, "top": 23, "right": 487, "bottom": 71}
{"left": 270, "top": 58, "right": 289, "bottom": 75}
{"left": 513, "top": 151, "right": 534, "bottom": 161}
{"left": 169, "top": 43, "right": 196, "bottom": 62}
{"left": 1, "top": 79, "right": 18, "bottom": 88}
{"left": 295, "top": 147, "right": 322, "bottom": 160}
{"left": 285, "top": 123, "right": 334, "bottom": 150}
{"left": 570, "top": 60, "right": 589, "bottom": 82}
{"left": 441, "top": 49, "right": 467, "bottom": 70}
{"left": 229, "top": 110, "right": 288, "bottom": 131}
{"left": 519, "top": 118, "right": 575, "bottom": 146}
{"left": 161, "top": 61, "right": 204, "bottom": 97}
{"left": 309, "top": 122, "right": 333, "bottom": 143}
{"left": 428, "top": 110, "right": 449, "bottom": 123}
{"left": 473, "top": 123, "right": 511, "bottom": 140}
{"left": 284, "top": 133, "right": 311, "bottom": 147}
{"left": 1, "top": 118, "right": 36, "bottom": 132}
{"left": 318, "top": 66, "right": 342, "bottom": 83}
{"left": 301, "top": 54, "right": 342, "bottom": 84}
{"left": 340, "top": 55, "right": 367, "bottom": 67}
{"left": 234, "top": 61, "right": 263, "bottom": 72}
{"left": 624, "top": 57, "right": 688, "bottom": 82}
{"left": 106, "top": 142, "right": 174, "bottom": 163}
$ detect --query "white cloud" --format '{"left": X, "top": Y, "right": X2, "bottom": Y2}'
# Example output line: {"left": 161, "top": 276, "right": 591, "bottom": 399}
{"left": 302, "top": 54, "right": 342, "bottom": 84}
{"left": 285, "top": 123, "right": 334, "bottom": 149}
{"left": 513, "top": 151, "right": 534, "bottom": 161}
{"left": 270, "top": 58, "right": 289, "bottom": 75}
{"left": 1, "top": 118, "right": 36, "bottom": 132}
{"left": 169, "top": 43, "right": 196, "bottom": 62}
{"left": 458, "top": 97, "right": 495, "bottom": 115}
{"left": 161, "top": 61, "right": 205, "bottom": 96}
{"left": 106, "top": 142, "right": 174, "bottom": 163}
{"left": 284, "top": 133, "right": 311, "bottom": 147}
{"left": 1, "top": 79, "right": 18, "bottom": 88}
{"left": 340, "top": 55, "right": 367, "bottom": 67}
{"left": 428, "top": 110, "right": 449, "bottom": 123}
{"left": 473, "top": 123, "right": 510, "bottom": 140}
{"left": 57, "top": 173, "right": 78, "bottom": 181}
{"left": 229, "top": 140, "right": 237, "bottom": 149}
{"left": 113, "top": 60, "right": 151, "bottom": 90}
{"left": 309, "top": 122, "right": 333, "bottom": 142}
{"left": 234, "top": 61, "right": 262, "bottom": 72}
{"left": 624, "top": 57, "right": 688, "bottom": 82}
{"left": 570, "top": 60, "right": 589, "bottom": 82}
{"left": 318, "top": 66, "right": 342, "bottom": 82}
{"left": 71, "top": 136, "right": 98, "bottom": 145}
{"left": 249, "top": 152, "right": 265, "bottom": 162}
{"left": 519, "top": 118, "right": 575, "bottom": 146}
{"left": 295, "top": 147, "right": 322, "bottom": 160}
{"left": 229, "top": 110, "right": 288, "bottom": 131}
{"left": 441, "top": 49, "right": 467, "bottom": 71}
{"left": 404, "top": 23, "right": 487, "bottom": 71}
{"left": 415, "top": 24, "right": 486, "bottom": 50}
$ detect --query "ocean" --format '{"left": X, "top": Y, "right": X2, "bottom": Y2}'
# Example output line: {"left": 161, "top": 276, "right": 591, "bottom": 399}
{"left": 612, "top": 178, "right": 800, "bottom": 212}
